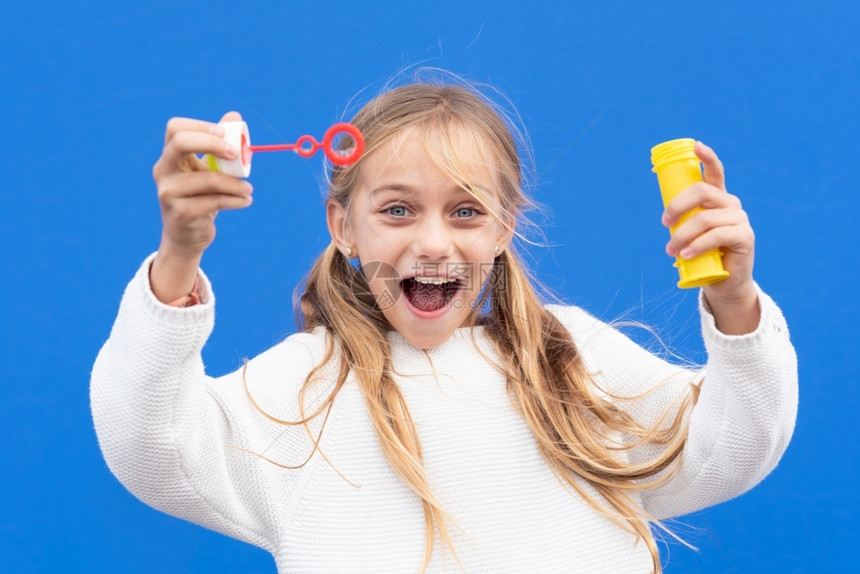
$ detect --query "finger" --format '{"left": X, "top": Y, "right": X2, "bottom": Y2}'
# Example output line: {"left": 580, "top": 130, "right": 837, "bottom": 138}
{"left": 159, "top": 131, "right": 239, "bottom": 174}
{"left": 695, "top": 141, "right": 726, "bottom": 190}
{"left": 673, "top": 224, "right": 754, "bottom": 260}
{"left": 166, "top": 193, "right": 254, "bottom": 220}
{"left": 165, "top": 117, "right": 225, "bottom": 145}
{"left": 663, "top": 182, "right": 742, "bottom": 226}
{"left": 666, "top": 207, "right": 749, "bottom": 255}
{"left": 159, "top": 170, "right": 253, "bottom": 202}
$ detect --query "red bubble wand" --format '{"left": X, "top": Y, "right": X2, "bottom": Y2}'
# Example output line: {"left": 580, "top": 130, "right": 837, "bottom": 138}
{"left": 208, "top": 122, "right": 365, "bottom": 177}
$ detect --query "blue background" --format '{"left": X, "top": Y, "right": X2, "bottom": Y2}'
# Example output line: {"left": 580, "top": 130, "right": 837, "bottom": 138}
{"left": 1, "top": 1, "right": 856, "bottom": 572}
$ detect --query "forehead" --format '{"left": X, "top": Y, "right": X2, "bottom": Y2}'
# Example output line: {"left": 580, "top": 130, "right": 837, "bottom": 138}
{"left": 358, "top": 124, "right": 501, "bottom": 196}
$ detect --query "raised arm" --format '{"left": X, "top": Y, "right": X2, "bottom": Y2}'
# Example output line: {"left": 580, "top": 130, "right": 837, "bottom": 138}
{"left": 91, "top": 114, "right": 277, "bottom": 549}
{"left": 551, "top": 142, "right": 797, "bottom": 519}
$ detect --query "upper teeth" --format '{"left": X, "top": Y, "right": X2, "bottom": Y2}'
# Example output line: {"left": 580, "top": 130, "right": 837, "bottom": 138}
{"left": 414, "top": 277, "right": 453, "bottom": 285}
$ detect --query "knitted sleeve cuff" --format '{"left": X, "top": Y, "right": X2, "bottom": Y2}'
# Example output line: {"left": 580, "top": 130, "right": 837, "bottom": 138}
{"left": 134, "top": 252, "right": 216, "bottom": 327}
{"left": 698, "top": 282, "right": 791, "bottom": 351}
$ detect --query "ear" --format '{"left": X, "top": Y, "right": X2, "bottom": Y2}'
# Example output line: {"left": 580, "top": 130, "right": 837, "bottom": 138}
{"left": 326, "top": 199, "right": 354, "bottom": 257}
{"left": 494, "top": 219, "right": 516, "bottom": 256}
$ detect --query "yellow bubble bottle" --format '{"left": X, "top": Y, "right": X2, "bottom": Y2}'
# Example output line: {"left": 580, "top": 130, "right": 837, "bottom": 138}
{"left": 651, "top": 138, "right": 729, "bottom": 288}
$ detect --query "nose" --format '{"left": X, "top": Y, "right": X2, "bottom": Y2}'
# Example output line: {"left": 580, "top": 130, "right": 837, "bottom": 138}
{"left": 412, "top": 214, "right": 455, "bottom": 261}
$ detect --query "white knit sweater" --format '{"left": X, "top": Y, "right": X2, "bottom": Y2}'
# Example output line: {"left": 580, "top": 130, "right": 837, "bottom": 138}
{"left": 91, "top": 255, "right": 797, "bottom": 573}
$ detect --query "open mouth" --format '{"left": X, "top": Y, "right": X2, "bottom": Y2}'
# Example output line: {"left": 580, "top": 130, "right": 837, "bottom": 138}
{"left": 401, "top": 276, "right": 463, "bottom": 312}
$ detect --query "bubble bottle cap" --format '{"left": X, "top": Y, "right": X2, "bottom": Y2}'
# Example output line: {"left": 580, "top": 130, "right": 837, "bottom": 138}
{"left": 207, "top": 121, "right": 252, "bottom": 177}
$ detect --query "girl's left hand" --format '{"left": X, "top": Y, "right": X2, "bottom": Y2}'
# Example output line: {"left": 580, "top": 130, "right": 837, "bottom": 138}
{"left": 662, "top": 141, "right": 759, "bottom": 333}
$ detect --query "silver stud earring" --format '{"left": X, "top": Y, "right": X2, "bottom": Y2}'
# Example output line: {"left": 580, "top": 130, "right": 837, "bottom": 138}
{"left": 494, "top": 246, "right": 500, "bottom": 255}
{"left": 345, "top": 247, "right": 352, "bottom": 257}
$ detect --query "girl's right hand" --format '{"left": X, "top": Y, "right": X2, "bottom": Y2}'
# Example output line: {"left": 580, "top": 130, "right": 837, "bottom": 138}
{"left": 154, "top": 111, "right": 253, "bottom": 257}
{"left": 150, "top": 111, "right": 253, "bottom": 304}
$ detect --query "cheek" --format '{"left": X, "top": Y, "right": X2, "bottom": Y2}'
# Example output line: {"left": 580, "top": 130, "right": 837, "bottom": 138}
{"left": 466, "top": 220, "right": 503, "bottom": 247}
{"left": 353, "top": 220, "right": 402, "bottom": 255}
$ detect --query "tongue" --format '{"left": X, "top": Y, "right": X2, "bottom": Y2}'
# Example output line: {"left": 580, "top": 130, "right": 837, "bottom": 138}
{"left": 409, "top": 283, "right": 447, "bottom": 311}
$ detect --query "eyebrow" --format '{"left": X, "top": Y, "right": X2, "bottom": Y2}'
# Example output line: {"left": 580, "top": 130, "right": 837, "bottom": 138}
{"left": 369, "top": 183, "right": 415, "bottom": 196}
{"left": 370, "top": 183, "right": 489, "bottom": 199}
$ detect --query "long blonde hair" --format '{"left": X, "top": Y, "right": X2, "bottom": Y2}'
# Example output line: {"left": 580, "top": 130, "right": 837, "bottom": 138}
{"left": 266, "top": 76, "right": 697, "bottom": 573}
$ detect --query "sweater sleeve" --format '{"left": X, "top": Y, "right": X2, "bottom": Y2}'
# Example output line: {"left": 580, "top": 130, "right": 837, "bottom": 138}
{"left": 547, "top": 284, "right": 798, "bottom": 520}
{"left": 90, "top": 255, "right": 326, "bottom": 550}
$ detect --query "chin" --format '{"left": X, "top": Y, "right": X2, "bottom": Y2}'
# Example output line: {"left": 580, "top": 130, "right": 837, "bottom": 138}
{"left": 386, "top": 301, "right": 468, "bottom": 350}
{"left": 399, "top": 328, "right": 454, "bottom": 350}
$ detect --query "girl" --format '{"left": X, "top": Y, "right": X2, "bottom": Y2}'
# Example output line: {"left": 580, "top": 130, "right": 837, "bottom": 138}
{"left": 91, "top": 79, "right": 797, "bottom": 573}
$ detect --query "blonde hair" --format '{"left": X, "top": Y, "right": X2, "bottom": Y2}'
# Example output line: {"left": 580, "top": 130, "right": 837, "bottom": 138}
{"left": 261, "top": 75, "right": 697, "bottom": 573}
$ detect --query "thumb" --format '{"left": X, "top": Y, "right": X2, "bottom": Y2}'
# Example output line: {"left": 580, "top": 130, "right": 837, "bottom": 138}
{"left": 695, "top": 141, "right": 726, "bottom": 190}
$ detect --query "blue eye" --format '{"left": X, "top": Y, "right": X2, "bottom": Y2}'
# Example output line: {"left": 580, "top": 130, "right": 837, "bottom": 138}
{"left": 456, "top": 207, "right": 475, "bottom": 218}
{"left": 387, "top": 206, "right": 408, "bottom": 217}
